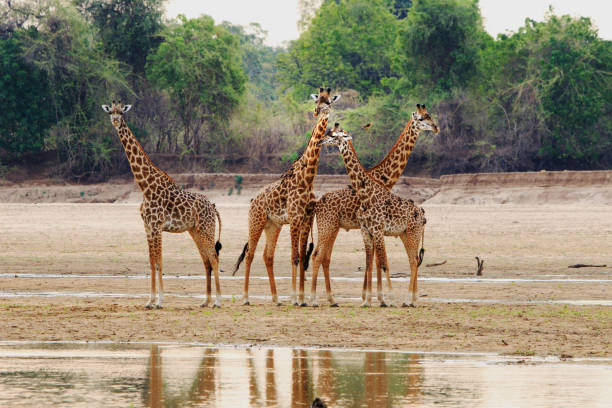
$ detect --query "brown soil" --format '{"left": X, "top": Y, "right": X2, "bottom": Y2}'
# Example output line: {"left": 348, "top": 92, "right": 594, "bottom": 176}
{"left": 0, "top": 173, "right": 611, "bottom": 358}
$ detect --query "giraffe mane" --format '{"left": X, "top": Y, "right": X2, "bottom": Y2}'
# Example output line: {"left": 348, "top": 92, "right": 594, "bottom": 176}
{"left": 280, "top": 152, "right": 305, "bottom": 180}
{"left": 347, "top": 140, "right": 387, "bottom": 188}
{"left": 120, "top": 119, "right": 176, "bottom": 184}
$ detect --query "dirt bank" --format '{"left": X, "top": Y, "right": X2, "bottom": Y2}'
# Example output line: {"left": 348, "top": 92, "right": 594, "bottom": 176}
{"left": 0, "top": 173, "right": 439, "bottom": 204}
{"left": 3, "top": 169, "right": 612, "bottom": 206}
{"left": 429, "top": 170, "right": 612, "bottom": 205}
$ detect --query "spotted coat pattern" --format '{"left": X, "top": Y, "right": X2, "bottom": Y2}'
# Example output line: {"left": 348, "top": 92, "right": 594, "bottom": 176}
{"left": 102, "top": 102, "right": 222, "bottom": 309}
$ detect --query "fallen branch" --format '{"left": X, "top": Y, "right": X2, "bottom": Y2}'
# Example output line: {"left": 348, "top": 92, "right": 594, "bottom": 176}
{"left": 568, "top": 264, "right": 607, "bottom": 268}
{"left": 425, "top": 260, "right": 447, "bottom": 267}
{"left": 475, "top": 257, "right": 484, "bottom": 276}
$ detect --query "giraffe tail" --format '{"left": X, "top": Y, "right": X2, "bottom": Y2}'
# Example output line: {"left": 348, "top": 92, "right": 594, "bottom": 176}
{"left": 214, "top": 206, "right": 222, "bottom": 256}
{"left": 417, "top": 223, "right": 425, "bottom": 267}
{"left": 232, "top": 242, "right": 248, "bottom": 276}
{"left": 302, "top": 201, "right": 316, "bottom": 271}
{"left": 303, "top": 242, "right": 314, "bottom": 271}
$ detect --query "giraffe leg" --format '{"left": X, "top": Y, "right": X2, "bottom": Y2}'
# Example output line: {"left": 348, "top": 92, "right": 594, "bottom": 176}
{"left": 289, "top": 222, "right": 302, "bottom": 306}
{"left": 373, "top": 234, "right": 395, "bottom": 307}
{"left": 311, "top": 222, "right": 340, "bottom": 307}
{"left": 189, "top": 229, "right": 219, "bottom": 307}
{"left": 145, "top": 226, "right": 162, "bottom": 309}
{"left": 361, "top": 237, "right": 374, "bottom": 303}
{"left": 374, "top": 241, "right": 384, "bottom": 306}
{"left": 360, "top": 227, "right": 374, "bottom": 308}
{"left": 243, "top": 209, "right": 266, "bottom": 305}
{"left": 262, "top": 221, "right": 282, "bottom": 305}
{"left": 297, "top": 218, "right": 313, "bottom": 306}
{"left": 207, "top": 246, "right": 222, "bottom": 308}
{"left": 399, "top": 230, "right": 420, "bottom": 307}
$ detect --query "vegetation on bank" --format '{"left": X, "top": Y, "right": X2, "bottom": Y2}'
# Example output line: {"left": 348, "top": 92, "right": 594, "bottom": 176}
{"left": 1, "top": 0, "right": 610, "bottom": 181}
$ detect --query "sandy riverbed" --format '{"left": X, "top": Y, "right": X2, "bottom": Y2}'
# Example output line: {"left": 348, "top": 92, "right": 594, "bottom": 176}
{"left": 0, "top": 196, "right": 610, "bottom": 358}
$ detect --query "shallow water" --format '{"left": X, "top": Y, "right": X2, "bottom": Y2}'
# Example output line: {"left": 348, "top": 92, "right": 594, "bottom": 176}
{"left": 1, "top": 290, "right": 611, "bottom": 306}
{"left": 2, "top": 273, "right": 611, "bottom": 283}
{"left": 0, "top": 343, "right": 610, "bottom": 408}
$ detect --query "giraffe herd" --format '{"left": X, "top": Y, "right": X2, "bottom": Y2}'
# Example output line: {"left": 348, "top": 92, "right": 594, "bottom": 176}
{"left": 102, "top": 87, "right": 439, "bottom": 309}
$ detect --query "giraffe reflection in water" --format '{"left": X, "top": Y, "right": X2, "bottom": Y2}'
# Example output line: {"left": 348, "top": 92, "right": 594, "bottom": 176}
{"left": 142, "top": 346, "right": 423, "bottom": 407}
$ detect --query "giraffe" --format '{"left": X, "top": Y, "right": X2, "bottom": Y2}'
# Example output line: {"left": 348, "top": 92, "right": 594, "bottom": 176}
{"left": 101, "top": 101, "right": 222, "bottom": 309}
{"left": 310, "top": 104, "right": 439, "bottom": 306}
{"left": 232, "top": 88, "right": 341, "bottom": 306}
{"left": 318, "top": 120, "right": 432, "bottom": 307}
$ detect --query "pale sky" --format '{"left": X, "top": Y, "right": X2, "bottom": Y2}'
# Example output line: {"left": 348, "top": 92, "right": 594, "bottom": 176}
{"left": 165, "top": 0, "right": 612, "bottom": 47}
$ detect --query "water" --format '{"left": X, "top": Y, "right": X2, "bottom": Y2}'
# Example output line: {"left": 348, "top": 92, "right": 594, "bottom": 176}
{"left": 2, "top": 291, "right": 611, "bottom": 306}
{"left": 0, "top": 342, "right": 610, "bottom": 407}
{"left": 3, "top": 273, "right": 611, "bottom": 283}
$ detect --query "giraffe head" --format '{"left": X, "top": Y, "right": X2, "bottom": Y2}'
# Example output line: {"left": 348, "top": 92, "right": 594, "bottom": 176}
{"left": 411, "top": 104, "right": 439, "bottom": 133}
{"left": 310, "top": 87, "right": 341, "bottom": 118}
{"left": 317, "top": 123, "right": 352, "bottom": 149}
{"left": 101, "top": 100, "right": 132, "bottom": 129}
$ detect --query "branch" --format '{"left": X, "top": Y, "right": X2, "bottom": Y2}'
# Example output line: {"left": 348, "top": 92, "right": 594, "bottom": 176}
{"left": 425, "top": 260, "right": 446, "bottom": 267}
{"left": 475, "top": 256, "right": 484, "bottom": 276}
{"left": 568, "top": 264, "right": 607, "bottom": 268}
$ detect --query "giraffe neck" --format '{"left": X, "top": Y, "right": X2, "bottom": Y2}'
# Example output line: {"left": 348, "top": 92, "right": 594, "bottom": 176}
{"left": 301, "top": 113, "right": 329, "bottom": 186}
{"left": 367, "top": 118, "right": 419, "bottom": 189}
{"left": 116, "top": 118, "right": 170, "bottom": 191}
{"left": 338, "top": 140, "right": 372, "bottom": 195}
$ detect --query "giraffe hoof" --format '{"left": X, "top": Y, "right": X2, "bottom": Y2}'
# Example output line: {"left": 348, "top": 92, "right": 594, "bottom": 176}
{"left": 145, "top": 304, "right": 154, "bottom": 310}
{"left": 154, "top": 304, "right": 163, "bottom": 309}
{"left": 292, "top": 302, "right": 300, "bottom": 307}
{"left": 360, "top": 302, "right": 370, "bottom": 308}
{"left": 200, "top": 303, "right": 208, "bottom": 308}
{"left": 380, "top": 302, "right": 388, "bottom": 308}
{"left": 212, "top": 304, "right": 221, "bottom": 309}
{"left": 242, "top": 301, "right": 250, "bottom": 306}
{"left": 299, "top": 303, "right": 308, "bottom": 307}
{"left": 330, "top": 303, "right": 339, "bottom": 308}
{"left": 276, "top": 302, "right": 283, "bottom": 307}
{"left": 311, "top": 303, "right": 319, "bottom": 308}
{"left": 401, "top": 302, "right": 416, "bottom": 308}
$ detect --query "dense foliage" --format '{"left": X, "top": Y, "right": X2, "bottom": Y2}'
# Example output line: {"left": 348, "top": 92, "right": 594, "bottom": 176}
{"left": 146, "top": 15, "right": 246, "bottom": 155}
{"left": 0, "top": 0, "right": 610, "bottom": 180}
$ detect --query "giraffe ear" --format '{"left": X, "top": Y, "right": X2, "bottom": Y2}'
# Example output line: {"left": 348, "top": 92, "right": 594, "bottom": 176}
{"left": 310, "top": 94, "right": 318, "bottom": 101}
{"left": 331, "top": 94, "right": 341, "bottom": 103}
{"left": 101, "top": 105, "right": 111, "bottom": 113}
{"left": 122, "top": 104, "right": 132, "bottom": 113}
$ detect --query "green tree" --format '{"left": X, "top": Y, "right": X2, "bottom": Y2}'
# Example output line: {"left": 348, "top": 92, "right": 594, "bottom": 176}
{"left": 394, "top": 0, "right": 486, "bottom": 93}
{"left": 14, "top": 0, "right": 132, "bottom": 179}
{"left": 278, "top": 0, "right": 399, "bottom": 99}
{"left": 76, "top": 0, "right": 164, "bottom": 74}
{"left": 0, "top": 29, "right": 54, "bottom": 156}
{"left": 482, "top": 13, "right": 612, "bottom": 168}
{"left": 146, "top": 15, "right": 247, "bottom": 155}
{"left": 221, "top": 22, "right": 283, "bottom": 101}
